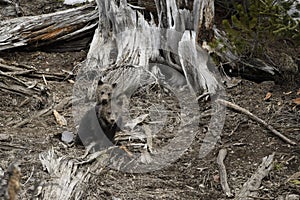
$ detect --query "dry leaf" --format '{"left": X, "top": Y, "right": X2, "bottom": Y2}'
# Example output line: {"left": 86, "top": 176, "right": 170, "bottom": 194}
{"left": 292, "top": 98, "right": 300, "bottom": 105}
{"left": 213, "top": 175, "right": 220, "bottom": 183}
{"left": 297, "top": 89, "right": 300, "bottom": 95}
{"left": 264, "top": 92, "right": 272, "bottom": 101}
{"left": 53, "top": 110, "right": 67, "bottom": 126}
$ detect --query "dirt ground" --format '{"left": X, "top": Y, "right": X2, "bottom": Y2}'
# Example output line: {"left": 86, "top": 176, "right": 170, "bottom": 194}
{"left": 0, "top": 1, "right": 300, "bottom": 200}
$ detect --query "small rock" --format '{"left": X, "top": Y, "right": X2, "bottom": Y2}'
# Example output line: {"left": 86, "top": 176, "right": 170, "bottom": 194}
{"left": 61, "top": 131, "right": 74, "bottom": 144}
{"left": 0, "top": 134, "right": 11, "bottom": 142}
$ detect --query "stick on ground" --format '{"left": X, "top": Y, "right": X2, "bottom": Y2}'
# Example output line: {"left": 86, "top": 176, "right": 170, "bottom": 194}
{"left": 216, "top": 99, "right": 297, "bottom": 145}
{"left": 217, "top": 148, "right": 233, "bottom": 197}
{"left": 12, "top": 97, "right": 72, "bottom": 128}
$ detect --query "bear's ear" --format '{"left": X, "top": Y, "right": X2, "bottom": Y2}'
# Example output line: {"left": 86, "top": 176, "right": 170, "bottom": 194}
{"left": 112, "top": 83, "right": 117, "bottom": 88}
{"left": 98, "top": 79, "right": 104, "bottom": 85}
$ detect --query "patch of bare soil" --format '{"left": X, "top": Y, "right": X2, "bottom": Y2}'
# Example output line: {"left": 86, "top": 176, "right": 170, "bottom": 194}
{"left": 0, "top": 1, "right": 300, "bottom": 200}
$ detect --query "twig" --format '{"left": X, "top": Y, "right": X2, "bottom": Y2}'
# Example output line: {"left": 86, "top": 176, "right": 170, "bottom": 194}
{"left": 51, "top": 96, "right": 72, "bottom": 111}
{"left": 247, "top": 196, "right": 273, "bottom": 200}
{"left": 0, "top": 82, "right": 36, "bottom": 97}
{"left": 23, "top": 166, "right": 34, "bottom": 186}
{"left": 0, "top": 59, "right": 37, "bottom": 72}
{"left": 6, "top": 70, "right": 35, "bottom": 76}
{"left": 13, "top": 63, "right": 36, "bottom": 70}
{"left": 196, "top": 92, "right": 211, "bottom": 101}
{"left": 27, "top": 72, "right": 66, "bottom": 81}
{"left": 216, "top": 99, "right": 297, "bottom": 145}
{"left": 0, "top": 143, "right": 28, "bottom": 150}
{"left": 229, "top": 121, "right": 241, "bottom": 136}
{"left": 0, "top": 70, "right": 30, "bottom": 87}
{"left": 13, "top": 106, "right": 53, "bottom": 128}
{"left": 76, "top": 145, "right": 116, "bottom": 165}
{"left": 12, "top": 96, "right": 72, "bottom": 128}
{"left": 217, "top": 148, "right": 233, "bottom": 197}
{"left": 42, "top": 74, "right": 48, "bottom": 85}
{"left": 0, "top": 62, "right": 26, "bottom": 72}
{"left": 0, "top": 61, "right": 67, "bottom": 81}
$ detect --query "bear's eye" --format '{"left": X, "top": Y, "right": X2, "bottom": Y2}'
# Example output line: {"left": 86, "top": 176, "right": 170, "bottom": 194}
{"left": 107, "top": 112, "right": 111, "bottom": 115}
{"left": 101, "top": 91, "right": 105, "bottom": 95}
{"left": 108, "top": 93, "right": 111, "bottom": 96}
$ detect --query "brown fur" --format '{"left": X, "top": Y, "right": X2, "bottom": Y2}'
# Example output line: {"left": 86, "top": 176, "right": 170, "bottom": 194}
{"left": 77, "top": 81, "right": 119, "bottom": 150}
{"left": 96, "top": 103, "right": 118, "bottom": 142}
{"left": 96, "top": 80, "right": 117, "bottom": 105}
{"left": 95, "top": 80, "right": 118, "bottom": 142}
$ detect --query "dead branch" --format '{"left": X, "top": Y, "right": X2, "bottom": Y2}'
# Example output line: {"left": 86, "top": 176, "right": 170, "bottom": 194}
{"left": 12, "top": 106, "right": 53, "bottom": 128}
{"left": 0, "top": 143, "right": 28, "bottom": 150}
{"left": 0, "top": 59, "right": 71, "bottom": 110}
{"left": 0, "top": 62, "right": 34, "bottom": 72}
{"left": 0, "top": 59, "right": 69, "bottom": 80}
{"left": 25, "top": 72, "right": 67, "bottom": 81}
{"left": 217, "top": 148, "right": 233, "bottom": 197}
{"left": 12, "top": 96, "right": 72, "bottom": 128}
{"left": 0, "top": 70, "right": 32, "bottom": 87}
{"left": 235, "top": 153, "right": 274, "bottom": 200}
{"left": 216, "top": 99, "right": 297, "bottom": 145}
{"left": 0, "top": 81, "right": 38, "bottom": 97}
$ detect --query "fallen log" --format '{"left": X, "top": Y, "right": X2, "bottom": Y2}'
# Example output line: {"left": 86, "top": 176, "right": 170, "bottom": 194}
{"left": 0, "top": 4, "right": 98, "bottom": 52}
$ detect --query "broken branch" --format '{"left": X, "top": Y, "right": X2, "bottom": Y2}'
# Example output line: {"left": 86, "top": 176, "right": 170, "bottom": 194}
{"left": 216, "top": 99, "right": 297, "bottom": 145}
{"left": 217, "top": 148, "right": 233, "bottom": 197}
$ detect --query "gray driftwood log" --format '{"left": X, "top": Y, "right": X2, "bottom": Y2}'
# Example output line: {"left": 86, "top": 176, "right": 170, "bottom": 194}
{"left": 0, "top": 4, "right": 98, "bottom": 51}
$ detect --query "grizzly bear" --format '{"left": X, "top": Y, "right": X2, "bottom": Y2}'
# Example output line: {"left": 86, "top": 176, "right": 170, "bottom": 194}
{"left": 95, "top": 103, "right": 119, "bottom": 143}
{"left": 96, "top": 80, "right": 117, "bottom": 105}
{"left": 76, "top": 80, "right": 119, "bottom": 151}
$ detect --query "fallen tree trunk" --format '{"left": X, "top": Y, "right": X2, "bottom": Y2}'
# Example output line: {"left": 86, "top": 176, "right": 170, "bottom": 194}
{"left": 0, "top": 4, "right": 98, "bottom": 52}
